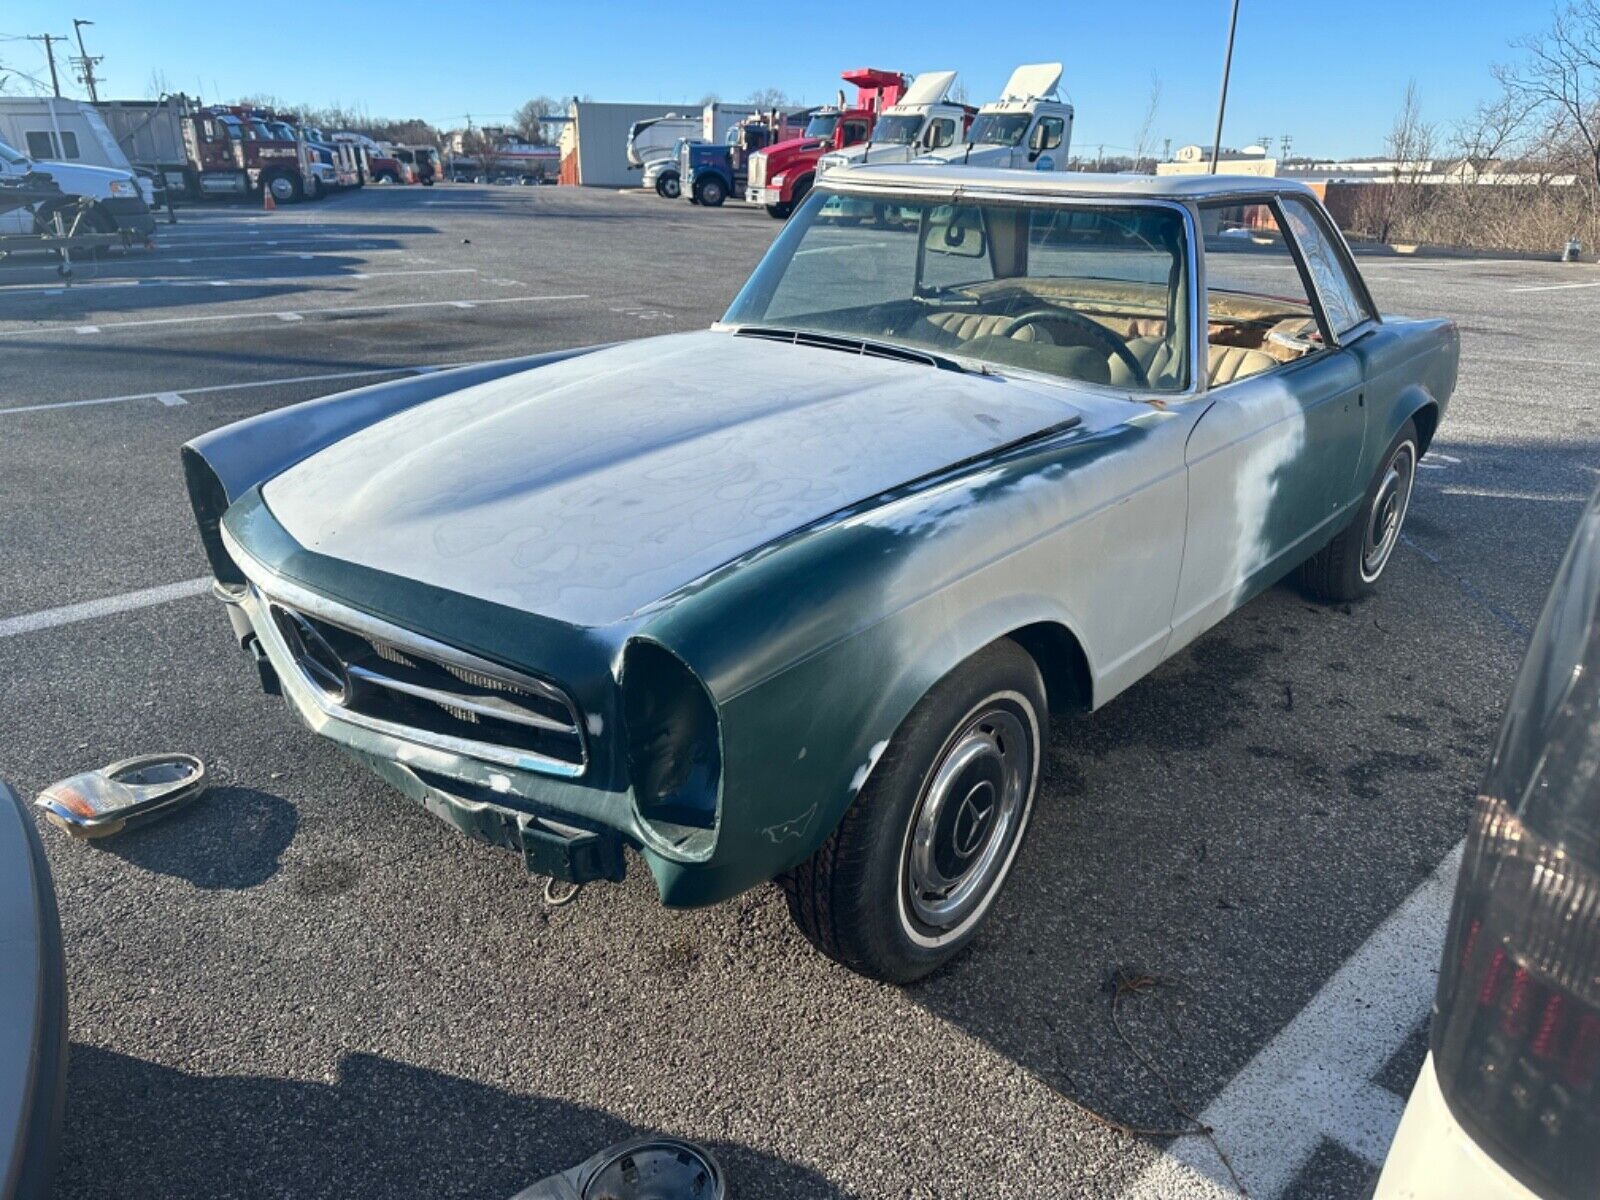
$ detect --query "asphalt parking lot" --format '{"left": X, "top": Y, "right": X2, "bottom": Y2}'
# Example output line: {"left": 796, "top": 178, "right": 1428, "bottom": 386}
{"left": 2, "top": 182, "right": 1597, "bottom": 1199}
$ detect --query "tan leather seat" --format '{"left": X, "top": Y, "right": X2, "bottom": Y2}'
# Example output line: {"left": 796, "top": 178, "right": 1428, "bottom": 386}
{"left": 1207, "top": 344, "right": 1276, "bottom": 385}
{"left": 1107, "top": 336, "right": 1277, "bottom": 389}
{"left": 921, "top": 312, "right": 1037, "bottom": 344}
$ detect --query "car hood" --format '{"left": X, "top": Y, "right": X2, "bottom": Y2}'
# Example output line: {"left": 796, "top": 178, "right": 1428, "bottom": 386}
{"left": 263, "top": 329, "right": 1087, "bottom": 627}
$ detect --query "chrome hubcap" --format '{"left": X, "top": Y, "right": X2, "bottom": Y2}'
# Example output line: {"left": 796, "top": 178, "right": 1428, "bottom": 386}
{"left": 1362, "top": 440, "right": 1416, "bottom": 582}
{"left": 904, "top": 705, "right": 1031, "bottom": 932}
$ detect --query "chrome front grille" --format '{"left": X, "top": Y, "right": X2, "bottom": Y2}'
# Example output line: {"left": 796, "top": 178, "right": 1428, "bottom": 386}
{"left": 749, "top": 154, "right": 766, "bottom": 189}
{"left": 266, "top": 600, "right": 587, "bottom": 776}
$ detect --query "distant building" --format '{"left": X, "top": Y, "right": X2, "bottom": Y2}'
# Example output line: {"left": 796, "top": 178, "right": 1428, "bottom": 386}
{"left": 1157, "top": 143, "right": 1277, "bottom": 177}
{"left": 558, "top": 101, "right": 697, "bottom": 187}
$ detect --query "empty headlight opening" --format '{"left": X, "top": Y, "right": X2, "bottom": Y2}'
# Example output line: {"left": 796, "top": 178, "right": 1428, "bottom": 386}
{"left": 622, "top": 640, "right": 722, "bottom": 855}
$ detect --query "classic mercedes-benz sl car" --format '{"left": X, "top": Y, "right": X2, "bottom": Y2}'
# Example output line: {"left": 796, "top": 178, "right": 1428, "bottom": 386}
{"left": 184, "top": 166, "right": 1457, "bottom": 982}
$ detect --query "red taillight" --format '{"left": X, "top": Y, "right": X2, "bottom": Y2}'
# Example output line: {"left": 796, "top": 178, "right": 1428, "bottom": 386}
{"left": 1431, "top": 484, "right": 1600, "bottom": 1200}
{"left": 1434, "top": 797, "right": 1600, "bottom": 1199}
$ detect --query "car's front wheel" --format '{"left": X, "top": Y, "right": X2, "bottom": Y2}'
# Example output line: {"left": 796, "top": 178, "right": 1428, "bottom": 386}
{"left": 656, "top": 173, "right": 680, "bottom": 199}
{"left": 765, "top": 203, "right": 791, "bottom": 220}
{"left": 780, "top": 639, "right": 1046, "bottom": 983}
{"left": 1299, "top": 418, "right": 1419, "bottom": 602}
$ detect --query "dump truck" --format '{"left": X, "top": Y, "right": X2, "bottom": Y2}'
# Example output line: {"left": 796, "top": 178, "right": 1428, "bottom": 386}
{"left": 815, "top": 71, "right": 972, "bottom": 175}
{"left": 678, "top": 110, "right": 813, "bottom": 206}
{"left": 745, "top": 68, "right": 906, "bottom": 218}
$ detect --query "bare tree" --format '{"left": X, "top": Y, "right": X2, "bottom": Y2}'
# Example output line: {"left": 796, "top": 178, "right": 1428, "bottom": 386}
{"left": 514, "top": 96, "right": 562, "bottom": 144}
{"left": 747, "top": 87, "right": 790, "bottom": 109}
{"left": 1131, "top": 74, "right": 1164, "bottom": 171}
{"left": 698, "top": 92, "right": 720, "bottom": 106}
{"left": 1356, "top": 81, "right": 1437, "bottom": 242}
{"left": 1497, "top": 2, "right": 1600, "bottom": 197}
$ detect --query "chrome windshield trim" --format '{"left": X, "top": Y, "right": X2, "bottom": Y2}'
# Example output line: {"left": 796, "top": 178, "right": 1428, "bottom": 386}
{"left": 221, "top": 525, "right": 588, "bottom": 778}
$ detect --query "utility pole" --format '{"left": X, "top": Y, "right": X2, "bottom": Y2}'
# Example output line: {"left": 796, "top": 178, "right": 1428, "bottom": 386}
{"left": 1208, "top": 0, "right": 1241, "bottom": 174}
{"left": 1280, "top": 133, "right": 1293, "bottom": 163}
{"left": 26, "top": 34, "right": 64, "bottom": 96}
{"left": 71, "top": 19, "right": 101, "bottom": 103}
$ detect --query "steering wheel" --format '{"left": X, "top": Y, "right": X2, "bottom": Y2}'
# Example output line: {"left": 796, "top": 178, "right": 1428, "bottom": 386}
{"left": 998, "top": 309, "right": 1149, "bottom": 389}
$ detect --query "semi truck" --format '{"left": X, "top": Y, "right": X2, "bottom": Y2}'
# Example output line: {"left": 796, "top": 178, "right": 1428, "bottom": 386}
{"left": 95, "top": 97, "right": 329, "bottom": 202}
{"left": 745, "top": 68, "right": 906, "bottom": 218}
{"left": 815, "top": 71, "right": 972, "bottom": 175}
{"left": 915, "top": 63, "right": 1073, "bottom": 172}
{"left": 677, "top": 110, "right": 813, "bottom": 206}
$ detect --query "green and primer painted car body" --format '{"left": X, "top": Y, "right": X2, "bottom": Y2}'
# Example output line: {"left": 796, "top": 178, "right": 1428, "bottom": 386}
{"left": 183, "top": 166, "right": 1458, "bottom": 909}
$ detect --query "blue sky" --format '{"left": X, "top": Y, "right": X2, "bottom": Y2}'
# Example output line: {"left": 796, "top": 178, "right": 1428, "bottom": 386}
{"left": 0, "top": 1, "right": 1549, "bottom": 158}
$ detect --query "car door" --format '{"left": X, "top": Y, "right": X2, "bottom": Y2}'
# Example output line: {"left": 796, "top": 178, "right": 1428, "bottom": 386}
{"left": 1168, "top": 197, "right": 1368, "bottom": 655}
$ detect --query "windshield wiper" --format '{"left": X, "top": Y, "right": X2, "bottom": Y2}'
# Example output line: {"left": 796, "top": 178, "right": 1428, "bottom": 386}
{"left": 733, "top": 327, "right": 971, "bottom": 373}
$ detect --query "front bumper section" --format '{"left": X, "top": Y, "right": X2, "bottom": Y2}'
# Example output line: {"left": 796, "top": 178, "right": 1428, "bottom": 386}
{"left": 215, "top": 574, "right": 630, "bottom": 889}
{"left": 746, "top": 186, "right": 782, "bottom": 206}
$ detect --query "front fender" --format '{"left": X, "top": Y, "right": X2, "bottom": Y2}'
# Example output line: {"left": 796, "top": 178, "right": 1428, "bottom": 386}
{"left": 636, "top": 414, "right": 1182, "bottom": 906}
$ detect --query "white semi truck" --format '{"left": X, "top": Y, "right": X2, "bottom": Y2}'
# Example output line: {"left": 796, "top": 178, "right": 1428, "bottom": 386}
{"left": 815, "top": 70, "right": 970, "bottom": 176}
{"left": 916, "top": 63, "right": 1072, "bottom": 172}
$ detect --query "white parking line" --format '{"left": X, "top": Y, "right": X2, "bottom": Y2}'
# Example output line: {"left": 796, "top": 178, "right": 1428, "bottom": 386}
{"left": 0, "top": 361, "right": 468, "bottom": 416}
{"left": 1508, "top": 279, "right": 1600, "bottom": 293}
{"left": 0, "top": 577, "right": 213, "bottom": 640}
{"left": 0, "top": 267, "right": 473, "bottom": 298}
{"left": 0, "top": 293, "right": 586, "bottom": 338}
{"left": 1120, "top": 843, "right": 1463, "bottom": 1199}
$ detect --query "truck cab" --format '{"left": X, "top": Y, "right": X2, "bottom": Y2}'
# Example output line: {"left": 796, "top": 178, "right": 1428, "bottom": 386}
{"left": 816, "top": 71, "right": 972, "bottom": 176}
{"left": 916, "top": 63, "right": 1073, "bottom": 172}
{"left": 746, "top": 68, "right": 906, "bottom": 218}
{"left": 679, "top": 113, "right": 806, "bottom": 207}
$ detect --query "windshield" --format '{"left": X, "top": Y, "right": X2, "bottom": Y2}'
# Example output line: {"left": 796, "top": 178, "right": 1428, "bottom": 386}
{"left": 0, "top": 138, "right": 27, "bottom": 166}
{"left": 870, "top": 114, "right": 923, "bottom": 145}
{"left": 967, "top": 112, "right": 1031, "bottom": 146}
{"left": 804, "top": 114, "right": 839, "bottom": 140}
{"left": 725, "top": 191, "right": 1191, "bottom": 392}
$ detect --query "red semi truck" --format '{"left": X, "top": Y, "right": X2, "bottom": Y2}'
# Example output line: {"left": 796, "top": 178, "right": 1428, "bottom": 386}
{"left": 745, "top": 68, "right": 906, "bottom": 218}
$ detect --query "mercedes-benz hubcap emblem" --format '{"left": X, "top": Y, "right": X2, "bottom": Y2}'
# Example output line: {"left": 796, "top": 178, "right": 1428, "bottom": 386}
{"left": 951, "top": 782, "right": 996, "bottom": 861}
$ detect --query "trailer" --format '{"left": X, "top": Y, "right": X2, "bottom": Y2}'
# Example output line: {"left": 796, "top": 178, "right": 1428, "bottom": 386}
{"left": 0, "top": 175, "right": 139, "bottom": 277}
{"left": 0, "top": 98, "right": 155, "bottom": 206}
{"left": 94, "top": 97, "right": 195, "bottom": 197}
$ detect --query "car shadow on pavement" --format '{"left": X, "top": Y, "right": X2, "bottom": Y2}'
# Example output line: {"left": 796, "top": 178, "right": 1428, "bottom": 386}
{"left": 57, "top": 1044, "right": 852, "bottom": 1199}
{"left": 99, "top": 785, "right": 296, "bottom": 891}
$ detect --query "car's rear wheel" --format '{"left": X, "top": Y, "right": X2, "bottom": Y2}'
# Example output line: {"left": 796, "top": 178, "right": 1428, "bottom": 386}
{"left": 1299, "top": 419, "right": 1419, "bottom": 602}
{"left": 780, "top": 639, "right": 1046, "bottom": 983}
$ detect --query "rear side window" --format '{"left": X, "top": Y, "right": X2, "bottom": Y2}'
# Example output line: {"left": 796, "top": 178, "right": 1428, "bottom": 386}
{"left": 1279, "top": 196, "right": 1375, "bottom": 336}
{"left": 1200, "top": 202, "right": 1326, "bottom": 381}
